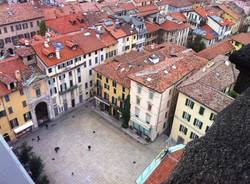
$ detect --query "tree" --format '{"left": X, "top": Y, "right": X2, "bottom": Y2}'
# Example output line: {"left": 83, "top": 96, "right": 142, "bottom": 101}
{"left": 187, "top": 36, "right": 206, "bottom": 52}
{"left": 121, "top": 95, "right": 130, "bottom": 128}
{"left": 38, "top": 21, "right": 47, "bottom": 36}
{"left": 14, "top": 142, "right": 49, "bottom": 184}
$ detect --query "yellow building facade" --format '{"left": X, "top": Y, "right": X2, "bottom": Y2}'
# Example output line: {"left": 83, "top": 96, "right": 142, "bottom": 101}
{"left": 170, "top": 92, "right": 216, "bottom": 144}
{"left": 94, "top": 72, "right": 130, "bottom": 119}
{"left": 0, "top": 90, "right": 32, "bottom": 142}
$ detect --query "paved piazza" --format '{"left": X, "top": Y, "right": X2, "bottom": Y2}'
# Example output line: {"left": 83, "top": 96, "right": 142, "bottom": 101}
{"left": 15, "top": 105, "right": 167, "bottom": 184}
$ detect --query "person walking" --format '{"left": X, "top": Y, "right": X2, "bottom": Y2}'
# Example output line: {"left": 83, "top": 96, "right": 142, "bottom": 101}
{"left": 88, "top": 145, "right": 91, "bottom": 151}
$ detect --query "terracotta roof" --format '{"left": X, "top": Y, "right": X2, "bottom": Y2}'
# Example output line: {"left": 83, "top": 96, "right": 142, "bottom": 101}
{"left": 160, "top": 21, "right": 190, "bottom": 31}
{"left": 0, "top": 3, "right": 43, "bottom": 26}
{"left": 201, "top": 24, "right": 215, "bottom": 40}
{"left": 168, "top": 12, "right": 187, "bottom": 22}
{"left": 145, "top": 149, "right": 183, "bottom": 184}
{"left": 79, "top": 2, "right": 99, "bottom": 12}
{"left": 218, "top": 4, "right": 241, "bottom": 20}
{"left": 129, "top": 50, "right": 208, "bottom": 93}
{"left": 145, "top": 21, "right": 160, "bottom": 33}
{"left": 0, "top": 57, "right": 32, "bottom": 97}
{"left": 193, "top": 7, "right": 207, "bottom": 18}
{"left": 31, "top": 34, "right": 83, "bottom": 67}
{"left": 94, "top": 43, "right": 186, "bottom": 88}
{"left": 136, "top": 4, "right": 159, "bottom": 17}
{"left": 231, "top": 33, "right": 250, "bottom": 45}
{"left": 133, "top": 0, "right": 151, "bottom": 3}
{"left": 178, "top": 55, "right": 237, "bottom": 112}
{"left": 15, "top": 47, "right": 35, "bottom": 57}
{"left": 198, "top": 39, "right": 234, "bottom": 60}
{"left": 159, "top": 0, "right": 193, "bottom": 8}
{"left": 45, "top": 13, "right": 87, "bottom": 34}
{"left": 119, "top": 2, "right": 136, "bottom": 11}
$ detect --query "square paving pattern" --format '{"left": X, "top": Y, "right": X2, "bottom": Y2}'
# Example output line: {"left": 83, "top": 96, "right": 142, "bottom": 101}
{"left": 16, "top": 107, "right": 167, "bottom": 184}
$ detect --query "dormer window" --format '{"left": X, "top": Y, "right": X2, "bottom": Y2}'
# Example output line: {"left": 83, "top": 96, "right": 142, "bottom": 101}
{"left": 48, "top": 53, "right": 55, "bottom": 59}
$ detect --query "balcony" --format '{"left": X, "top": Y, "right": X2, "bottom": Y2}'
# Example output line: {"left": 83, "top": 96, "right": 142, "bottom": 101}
{"left": 59, "top": 85, "right": 78, "bottom": 95}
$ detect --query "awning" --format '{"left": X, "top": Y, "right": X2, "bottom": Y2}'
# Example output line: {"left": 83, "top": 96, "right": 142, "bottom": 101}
{"left": 13, "top": 120, "right": 33, "bottom": 134}
{"left": 131, "top": 116, "right": 151, "bottom": 131}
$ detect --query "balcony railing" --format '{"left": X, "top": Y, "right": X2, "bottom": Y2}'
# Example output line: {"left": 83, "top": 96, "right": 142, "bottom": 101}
{"left": 59, "top": 85, "right": 78, "bottom": 95}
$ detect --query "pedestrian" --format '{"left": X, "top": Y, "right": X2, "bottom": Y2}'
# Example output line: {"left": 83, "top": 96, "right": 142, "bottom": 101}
{"left": 88, "top": 145, "right": 91, "bottom": 151}
{"left": 37, "top": 136, "right": 40, "bottom": 142}
{"left": 54, "top": 147, "right": 60, "bottom": 153}
{"left": 45, "top": 123, "right": 48, "bottom": 129}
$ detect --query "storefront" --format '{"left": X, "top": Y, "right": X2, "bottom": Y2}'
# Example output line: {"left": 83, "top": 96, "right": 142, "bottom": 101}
{"left": 131, "top": 117, "right": 151, "bottom": 139}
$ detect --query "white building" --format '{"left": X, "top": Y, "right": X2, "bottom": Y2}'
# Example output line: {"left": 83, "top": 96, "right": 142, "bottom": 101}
{"left": 128, "top": 50, "right": 208, "bottom": 141}
{"left": 32, "top": 29, "right": 116, "bottom": 118}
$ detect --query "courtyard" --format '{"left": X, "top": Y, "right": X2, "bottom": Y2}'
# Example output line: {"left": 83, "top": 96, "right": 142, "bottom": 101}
{"left": 15, "top": 105, "right": 167, "bottom": 184}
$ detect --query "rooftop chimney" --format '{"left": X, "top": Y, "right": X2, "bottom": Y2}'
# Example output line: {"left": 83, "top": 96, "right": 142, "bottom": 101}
{"left": 15, "top": 70, "right": 21, "bottom": 81}
{"left": 55, "top": 49, "right": 60, "bottom": 60}
{"left": 229, "top": 44, "right": 250, "bottom": 94}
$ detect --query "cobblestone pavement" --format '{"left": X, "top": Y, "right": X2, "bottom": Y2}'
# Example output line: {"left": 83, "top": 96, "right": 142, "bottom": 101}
{"left": 15, "top": 106, "right": 167, "bottom": 184}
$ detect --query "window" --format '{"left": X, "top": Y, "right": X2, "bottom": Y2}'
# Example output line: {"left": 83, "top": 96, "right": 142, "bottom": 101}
{"left": 182, "top": 111, "right": 191, "bottom": 122}
{"left": 90, "top": 80, "right": 93, "bottom": 87}
{"left": 9, "top": 118, "right": 18, "bottom": 129}
{"left": 205, "top": 126, "right": 210, "bottom": 132}
{"left": 179, "top": 125, "right": 187, "bottom": 135}
{"left": 11, "top": 26, "right": 14, "bottom": 32}
{"left": 48, "top": 68, "right": 52, "bottom": 73}
{"left": 104, "top": 92, "right": 109, "bottom": 100}
{"left": 4, "top": 27, "right": 7, "bottom": 33}
{"left": 104, "top": 83, "right": 109, "bottom": 89}
{"left": 185, "top": 98, "right": 194, "bottom": 109}
{"left": 190, "top": 132, "right": 199, "bottom": 139}
{"left": 113, "top": 88, "right": 116, "bottom": 94}
{"left": 23, "top": 112, "right": 32, "bottom": 122}
{"left": 85, "top": 82, "right": 88, "bottom": 89}
{"left": 16, "top": 24, "right": 22, "bottom": 30}
{"left": 70, "top": 80, "right": 73, "bottom": 87}
{"left": 77, "top": 67, "right": 81, "bottom": 73}
{"left": 137, "top": 85, "right": 142, "bottom": 94}
{"left": 136, "top": 96, "right": 141, "bottom": 105}
{"left": 106, "top": 78, "right": 109, "bottom": 83}
{"left": 22, "top": 23, "right": 28, "bottom": 29}
{"left": 95, "top": 57, "right": 98, "bottom": 64}
{"left": 78, "top": 76, "right": 81, "bottom": 83}
{"left": 112, "top": 96, "right": 117, "bottom": 105}
{"left": 8, "top": 107, "right": 13, "bottom": 114}
{"left": 122, "top": 93, "right": 125, "bottom": 100}
{"left": 30, "top": 22, "right": 33, "bottom": 27}
{"left": 0, "top": 110, "right": 6, "bottom": 118}
{"left": 36, "top": 89, "right": 41, "bottom": 97}
{"left": 149, "top": 91, "right": 154, "bottom": 99}
{"left": 89, "top": 59, "right": 92, "bottom": 66}
{"left": 112, "top": 81, "right": 117, "bottom": 87}
{"left": 165, "top": 111, "right": 168, "bottom": 118}
{"left": 209, "top": 113, "right": 215, "bottom": 121}
{"left": 193, "top": 118, "right": 203, "bottom": 129}
{"left": 101, "top": 55, "right": 104, "bottom": 61}
{"left": 89, "top": 70, "right": 92, "bottom": 76}
{"left": 122, "top": 87, "right": 125, "bottom": 92}
{"left": 146, "top": 113, "right": 151, "bottom": 124}
{"left": 199, "top": 106, "right": 205, "bottom": 115}
{"left": 4, "top": 95, "right": 9, "bottom": 102}
{"left": 148, "top": 103, "right": 152, "bottom": 111}
{"left": 22, "top": 101, "right": 27, "bottom": 107}
{"left": 97, "top": 73, "right": 102, "bottom": 80}
{"left": 69, "top": 71, "right": 72, "bottom": 77}
{"left": 19, "top": 89, "right": 24, "bottom": 96}
{"left": 135, "top": 107, "right": 140, "bottom": 118}
{"left": 95, "top": 51, "right": 97, "bottom": 55}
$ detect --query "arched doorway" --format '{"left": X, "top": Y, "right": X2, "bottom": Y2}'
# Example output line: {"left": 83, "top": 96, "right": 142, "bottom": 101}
{"left": 35, "top": 102, "right": 49, "bottom": 126}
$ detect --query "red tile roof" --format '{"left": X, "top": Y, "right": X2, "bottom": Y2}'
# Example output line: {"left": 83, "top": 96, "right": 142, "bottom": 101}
{"left": 198, "top": 39, "right": 234, "bottom": 60}
{"left": 201, "top": 24, "right": 215, "bottom": 40}
{"left": 15, "top": 47, "right": 35, "bottom": 57}
{"left": 119, "top": 2, "right": 136, "bottom": 11}
{"left": 129, "top": 49, "right": 208, "bottom": 93}
{"left": 136, "top": 4, "right": 159, "bottom": 17}
{"left": 145, "top": 21, "right": 160, "bottom": 33}
{"left": 160, "top": 21, "right": 190, "bottom": 31}
{"left": 193, "top": 7, "right": 207, "bottom": 18}
{"left": 168, "top": 12, "right": 187, "bottom": 22}
{"left": 231, "top": 33, "right": 250, "bottom": 45}
{"left": 159, "top": 0, "right": 193, "bottom": 8}
{"left": 45, "top": 13, "right": 87, "bottom": 34}
{"left": 0, "top": 57, "right": 32, "bottom": 97}
{"left": 0, "top": 3, "right": 43, "bottom": 26}
{"left": 145, "top": 149, "right": 183, "bottom": 184}
{"left": 31, "top": 35, "right": 83, "bottom": 67}
{"left": 218, "top": 4, "right": 241, "bottom": 20}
